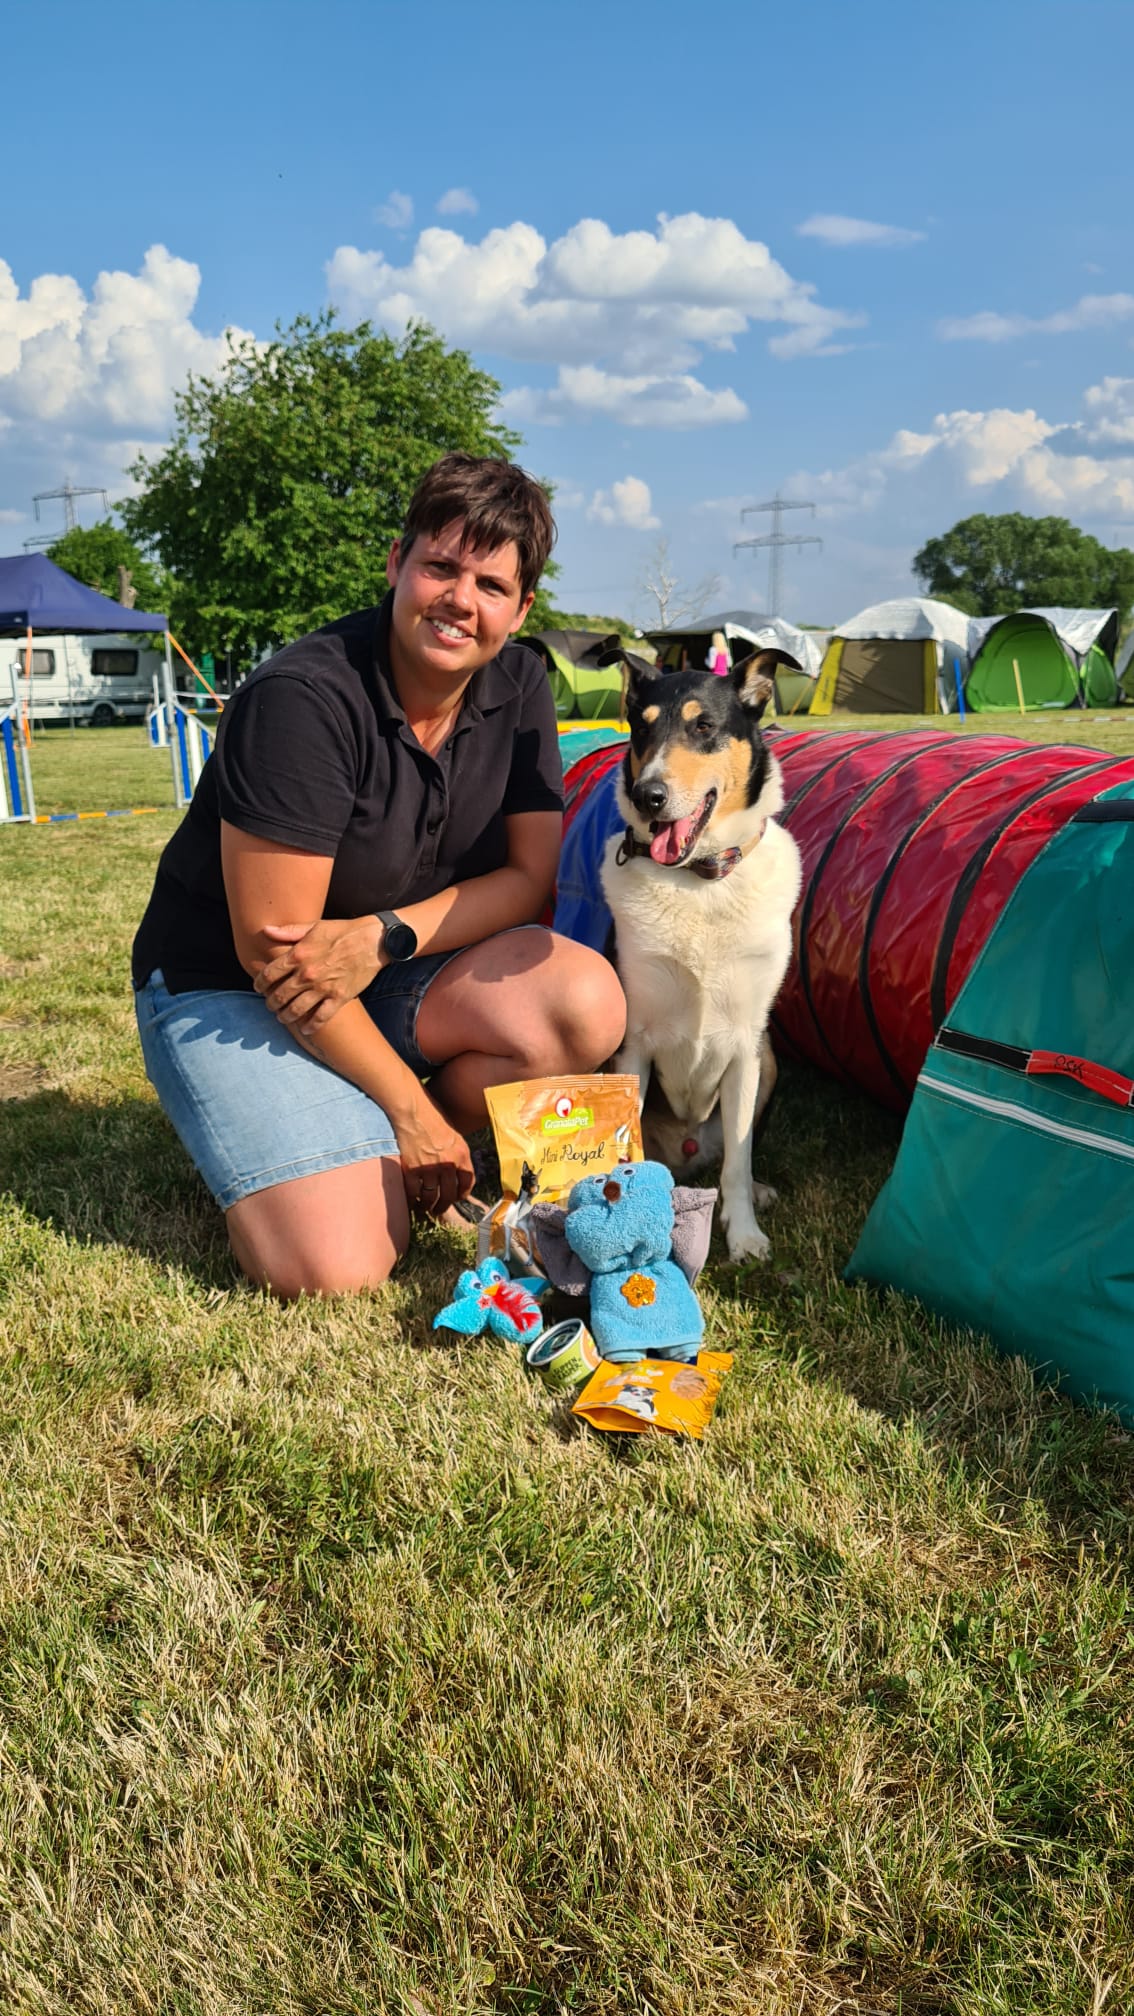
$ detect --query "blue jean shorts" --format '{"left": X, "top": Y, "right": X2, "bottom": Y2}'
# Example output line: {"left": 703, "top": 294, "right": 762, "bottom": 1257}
{"left": 135, "top": 950, "right": 462, "bottom": 1210}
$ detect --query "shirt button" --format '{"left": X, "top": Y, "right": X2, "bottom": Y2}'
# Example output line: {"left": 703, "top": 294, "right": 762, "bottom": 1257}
{"left": 426, "top": 817, "right": 441, "bottom": 835}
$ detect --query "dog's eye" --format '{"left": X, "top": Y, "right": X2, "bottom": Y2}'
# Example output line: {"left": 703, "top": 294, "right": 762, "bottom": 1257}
{"left": 692, "top": 716, "right": 714, "bottom": 737}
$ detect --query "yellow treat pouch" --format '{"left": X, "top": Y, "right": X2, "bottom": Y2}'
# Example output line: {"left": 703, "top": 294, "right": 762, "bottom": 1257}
{"left": 571, "top": 1351, "right": 733, "bottom": 1438}
{"left": 485, "top": 1074, "right": 643, "bottom": 1205}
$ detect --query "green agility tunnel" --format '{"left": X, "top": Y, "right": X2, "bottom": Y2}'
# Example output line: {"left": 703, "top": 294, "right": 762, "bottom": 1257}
{"left": 966, "top": 607, "right": 1118, "bottom": 711}
{"left": 849, "top": 776, "right": 1134, "bottom": 1420}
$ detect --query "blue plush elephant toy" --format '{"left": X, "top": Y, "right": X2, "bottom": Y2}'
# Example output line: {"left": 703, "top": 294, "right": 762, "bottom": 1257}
{"left": 563, "top": 1160, "right": 704, "bottom": 1363}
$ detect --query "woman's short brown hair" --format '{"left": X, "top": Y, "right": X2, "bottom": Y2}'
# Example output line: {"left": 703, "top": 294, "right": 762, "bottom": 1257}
{"left": 401, "top": 453, "right": 556, "bottom": 602}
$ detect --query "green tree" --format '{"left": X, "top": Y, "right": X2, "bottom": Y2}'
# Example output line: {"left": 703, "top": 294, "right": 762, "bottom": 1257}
{"left": 122, "top": 313, "right": 557, "bottom": 663}
{"left": 46, "top": 520, "right": 170, "bottom": 615}
{"left": 913, "top": 512, "right": 1134, "bottom": 622}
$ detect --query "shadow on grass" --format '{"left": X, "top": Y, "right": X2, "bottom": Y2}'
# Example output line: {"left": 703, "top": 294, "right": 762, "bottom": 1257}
{"left": 738, "top": 1062, "right": 1134, "bottom": 1546}
{"left": 0, "top": 1087, "right": 234, "bottom": 1290}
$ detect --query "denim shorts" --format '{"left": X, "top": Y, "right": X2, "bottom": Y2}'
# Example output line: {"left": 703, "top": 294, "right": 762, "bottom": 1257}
{"left": 135, "top": 950, "right": 462, "bottom": 1210}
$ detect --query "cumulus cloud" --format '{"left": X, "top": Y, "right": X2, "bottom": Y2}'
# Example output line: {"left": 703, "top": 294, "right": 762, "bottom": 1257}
{"left": 437, "top": 187, "right": 478, "bottom": 216}
{"left": 939, "top": 293, "right": 1134, "bottom": 342}
{"left": 798, "top": 213, "right": 925, "bottom": 248}
{"left": 788, "top": 389, "right": 1134, "bottom": 532}
{"left": 326, "top": 209, "right": 863, "bottom": 429}
{"left": 586, "top": 476, "right": 660, "bottom": 529}
{"left": 501, "top": 364, "right": 748, "bottom": 429}
{"left": 0, "top": 245, "right": 252, "bottom": 434}
{"left": 375, "top": 190, "right": 414, "bottom": 231}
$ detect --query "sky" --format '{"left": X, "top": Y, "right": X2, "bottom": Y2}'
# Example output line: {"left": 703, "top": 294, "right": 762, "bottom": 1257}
{"left": 5, "top": 0, "right": 1134, "bottom": 629}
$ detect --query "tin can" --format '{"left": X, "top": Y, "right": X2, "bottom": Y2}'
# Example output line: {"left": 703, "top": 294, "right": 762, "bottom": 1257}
{"left": 526, "top": 1318, "right": 600, "bottom": 1395}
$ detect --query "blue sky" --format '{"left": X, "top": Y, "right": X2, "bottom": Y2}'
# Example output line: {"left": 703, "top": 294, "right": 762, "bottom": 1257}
{"left": 5, "top": 0, "right": 1134, "bottom": 626}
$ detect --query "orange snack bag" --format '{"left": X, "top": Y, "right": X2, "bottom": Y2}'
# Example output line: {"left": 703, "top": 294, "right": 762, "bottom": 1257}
{"left": 484, "top": 1074, "right": 643, "bottom": 1204}
{"left": 571, "top": 1351, "right": 733, "bottom": 1438}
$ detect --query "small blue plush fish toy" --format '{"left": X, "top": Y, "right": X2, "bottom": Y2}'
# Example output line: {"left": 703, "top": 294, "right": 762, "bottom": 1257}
{"left": 433, "top": 1257, "right": 546, "bottom": 1342}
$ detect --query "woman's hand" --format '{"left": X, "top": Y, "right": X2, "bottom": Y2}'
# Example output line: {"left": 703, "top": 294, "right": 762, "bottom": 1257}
{"left": 253, "top": 916, "right": 382, "bottom": 1031}
{"left": 393, "top": 1096, "right": 476, "bottom": 1218}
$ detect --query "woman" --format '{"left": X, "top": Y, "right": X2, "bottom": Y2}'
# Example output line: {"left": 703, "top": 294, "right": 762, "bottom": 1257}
{"left": 133, "top": 454, "right": 626, "bottom": 1297}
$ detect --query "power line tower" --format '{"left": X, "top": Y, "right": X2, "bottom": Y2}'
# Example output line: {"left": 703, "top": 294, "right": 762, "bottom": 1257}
{"left": 733, "top": 492, "right": 821, "bottom": 617}
{"left": 23, "top": 481, "right": 111, "bottom": 551}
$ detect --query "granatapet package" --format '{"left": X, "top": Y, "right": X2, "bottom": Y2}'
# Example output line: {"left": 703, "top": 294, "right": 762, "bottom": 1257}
{"left": 571, "top": 1350, "right": 733, "bottom": 1438}
{"left": 480, "top": 1075, "right": 644, "bottom": 1271}
{"left": 485, "top": 1075, "right": 643, "bottom": 1203}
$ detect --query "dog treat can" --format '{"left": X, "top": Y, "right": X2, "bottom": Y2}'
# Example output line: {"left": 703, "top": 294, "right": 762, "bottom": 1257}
{"left": 526, "top": 1319, "right": 600, "bottom": 1395}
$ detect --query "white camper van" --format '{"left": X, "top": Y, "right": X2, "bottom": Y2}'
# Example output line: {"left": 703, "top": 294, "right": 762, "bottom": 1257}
{"left": 5, "top": 632, "right": 166, "bottom": 727}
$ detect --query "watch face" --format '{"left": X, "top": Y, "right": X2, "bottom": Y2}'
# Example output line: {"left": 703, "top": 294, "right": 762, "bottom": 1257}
{"left": 384, "top": 918, "right": 417, "bottom": 961}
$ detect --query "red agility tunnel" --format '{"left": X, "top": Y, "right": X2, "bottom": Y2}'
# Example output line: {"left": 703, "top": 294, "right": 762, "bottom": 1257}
{"left": 556, "top": 727, "right": 1134, "bottom": 1117}
{"left": 769, "top": 727, "right": 1134, "bottom": 1110}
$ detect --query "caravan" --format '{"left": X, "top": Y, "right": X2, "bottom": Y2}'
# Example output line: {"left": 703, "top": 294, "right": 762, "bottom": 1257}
{"left": 5, "top": 630, "right": 166, "bottom": 727}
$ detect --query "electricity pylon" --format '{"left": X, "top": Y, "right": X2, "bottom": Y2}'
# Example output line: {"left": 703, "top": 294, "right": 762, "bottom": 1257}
{"left": 733, "top": 493, "right": 821, "bottom": 617}
{"left": 23, "top": 481, "right": 111, "bottom": 549}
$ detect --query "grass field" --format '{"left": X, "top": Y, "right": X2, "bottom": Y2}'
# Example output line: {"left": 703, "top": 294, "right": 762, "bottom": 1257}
{"left": 2, "top": 721, "right": 1133, "bottom": 2015}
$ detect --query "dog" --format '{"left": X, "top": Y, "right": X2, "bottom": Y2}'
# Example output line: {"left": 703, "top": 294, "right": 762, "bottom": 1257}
{"left": 598, "top": 644, "right": 802, "bottom": 1263}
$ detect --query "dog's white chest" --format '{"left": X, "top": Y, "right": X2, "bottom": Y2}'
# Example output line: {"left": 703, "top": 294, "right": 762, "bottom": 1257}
{"left": 602, "top": 821, "right": 800, "bottom": 1125}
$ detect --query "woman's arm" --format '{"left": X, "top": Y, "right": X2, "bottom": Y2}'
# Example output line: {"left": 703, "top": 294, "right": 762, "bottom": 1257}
{"left": 222, "top": 823, "right": 473, "bottom": 1210}
{"left": 254, "top": 809, "right": 562, "bottom": 1032}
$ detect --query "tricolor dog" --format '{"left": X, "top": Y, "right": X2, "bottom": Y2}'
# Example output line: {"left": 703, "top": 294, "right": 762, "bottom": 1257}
{"left": 600, "top": 646, "right": 802, "bottom": 1263}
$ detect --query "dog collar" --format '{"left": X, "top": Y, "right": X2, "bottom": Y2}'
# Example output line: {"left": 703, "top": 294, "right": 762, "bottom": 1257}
{"left": 614, "top": 819, "right": 766, "bottom": 879}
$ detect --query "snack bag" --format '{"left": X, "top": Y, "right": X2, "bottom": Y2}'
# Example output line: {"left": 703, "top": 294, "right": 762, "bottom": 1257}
{"left": 486, "top": 1075, "right": 643, "bottom": 1201}
{"left": 571, "top": 1350, "right": 732, "bottom": 1438}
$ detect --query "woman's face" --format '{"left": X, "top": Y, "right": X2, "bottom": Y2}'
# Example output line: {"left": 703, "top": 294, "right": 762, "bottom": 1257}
{"left": 387, "top": 518, "right": 534, "bottom": 689}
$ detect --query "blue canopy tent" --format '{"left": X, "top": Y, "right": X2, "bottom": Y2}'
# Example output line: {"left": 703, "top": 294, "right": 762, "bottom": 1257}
{"left": 0, "top": 554, "right": 178, "bottom": 821}
{"left": 0, "top": 553, "right": 168, "bottom": 636}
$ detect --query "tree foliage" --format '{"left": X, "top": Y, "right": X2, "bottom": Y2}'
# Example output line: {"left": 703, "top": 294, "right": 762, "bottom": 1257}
{"left": 913, "top": 512, "right": 1134, "bottom": 622}
{"left": 46, "top": 520, "right": 170, "bottom": 616}
{"left": 122, "top": 314, "right": 557, "bottom": 662}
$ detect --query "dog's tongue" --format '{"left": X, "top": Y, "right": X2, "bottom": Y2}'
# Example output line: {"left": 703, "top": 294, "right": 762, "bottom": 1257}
{"left": 649, "top": 813, "right": 698, "bottom": 864}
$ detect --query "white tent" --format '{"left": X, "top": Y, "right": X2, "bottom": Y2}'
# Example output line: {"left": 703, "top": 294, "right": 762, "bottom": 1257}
{"left": 647, "top": 609, "right": 822, "bottom": 678}
{"left": 812, "top": 597, "right": 975, "bottom": 715}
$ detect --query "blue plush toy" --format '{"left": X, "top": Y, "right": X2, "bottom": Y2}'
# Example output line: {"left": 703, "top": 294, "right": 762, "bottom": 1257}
{"left": 433, "top": 1258, "right": 546, "bottom": 1343}
{"left": 563, "top": 1161, "right": 704, "bottom": 1363}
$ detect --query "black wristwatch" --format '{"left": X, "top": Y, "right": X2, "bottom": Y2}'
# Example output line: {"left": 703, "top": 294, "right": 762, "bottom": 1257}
{"left": 377, "top": 909, "right": 418, "bottom": 963}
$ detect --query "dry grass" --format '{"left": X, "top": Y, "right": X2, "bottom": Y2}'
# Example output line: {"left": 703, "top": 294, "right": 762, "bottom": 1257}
{"left": 1, "top": 722, "right": 1132, "bottom": 2014}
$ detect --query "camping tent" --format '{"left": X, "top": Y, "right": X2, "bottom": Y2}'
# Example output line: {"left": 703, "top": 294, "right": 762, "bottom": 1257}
{"left": 966, "top": 607, "right": 1118, "bottom": 712}
{"left": 645, "top": 610, "right": 819, "bottom": 715}
{"left": 521, "top": 629, "right": 626, "bottom": 720}
{"left": 1116, "top": 627, "right": 1134, "bottom": 700}
{"left": 810, "top": 598, "right": 973, "bottom": 715}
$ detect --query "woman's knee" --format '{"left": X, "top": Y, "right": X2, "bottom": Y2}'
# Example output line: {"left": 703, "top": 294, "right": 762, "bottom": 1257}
{"left": 534, "top": 944, "right": 627, "bottom": 1069}
{"left": 225, "top": 1159, "right": 410, "bottom": 1300}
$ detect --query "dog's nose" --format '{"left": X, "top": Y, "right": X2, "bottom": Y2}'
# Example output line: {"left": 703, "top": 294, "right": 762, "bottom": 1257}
{"left": 631, "top": 777, "right": 668, "bottom": 818}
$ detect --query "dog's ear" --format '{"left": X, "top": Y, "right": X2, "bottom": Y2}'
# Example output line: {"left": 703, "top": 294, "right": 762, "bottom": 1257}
{"left": 731, "top": 646, "right": 799, "bottom": 719}
{"left": 595, "top": 636, "right": 658, "bottom": 721}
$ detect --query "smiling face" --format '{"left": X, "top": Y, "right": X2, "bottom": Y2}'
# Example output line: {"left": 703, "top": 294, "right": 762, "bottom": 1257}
{"left": 621, "top": 657, "right": 777, "bottom": 865}
{"left": 386, "top": 518, "right": 534, "bottom": 695}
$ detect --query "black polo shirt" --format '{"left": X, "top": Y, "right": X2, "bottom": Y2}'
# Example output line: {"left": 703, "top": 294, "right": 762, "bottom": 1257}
{"left": 132, "top": 594, "right": 564, "bottom": 993}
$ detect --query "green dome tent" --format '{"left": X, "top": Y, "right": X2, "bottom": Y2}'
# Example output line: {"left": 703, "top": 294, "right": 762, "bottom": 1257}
{"left": 521, "top": 629, "right": 625, "bottom": 720}
{"left": 966, "top": 608, "right": 1118, "bottom": 712}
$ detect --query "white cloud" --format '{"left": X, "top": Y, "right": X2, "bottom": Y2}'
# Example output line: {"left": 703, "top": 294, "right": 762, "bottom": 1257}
{"left": 798, "top": 214, "right": 925, "bottom": 248}
{"left": 375, "top": 190, "right": 414, "bottom": 231}
{"left": 789, "top": 389, "right": 1134, "bottom": 535}
{"left": 501, "top": 364, "right": 748, "bottom": 429}
{"left": 0, "top": 507, "right": 22, "bottom": 523}
{"left": 939, "top": 293, "right": 1134, "bottom": 342}
{"left": 326, "top": 209, "right": 863, "bottom": 429}
{"left": 0, "top": 246, "right": 253, "bottom": 433}
{"left": 586, "top": 476, "right": 660, "bottom": 529}
{"left": 550, "top": 478, "right": 585, "bottom": 509}
{"left": 437, "top": 187, "right": 478, "bottom": 216}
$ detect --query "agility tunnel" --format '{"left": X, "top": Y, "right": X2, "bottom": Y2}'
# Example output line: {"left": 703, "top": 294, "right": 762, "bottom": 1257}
{"left": 554, "top": 726, "right": 1134, "bottom": 1416}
